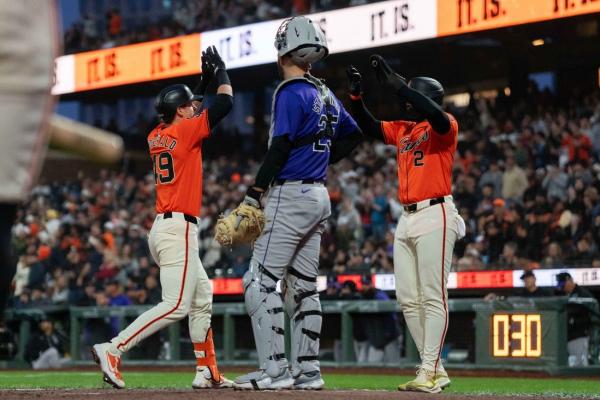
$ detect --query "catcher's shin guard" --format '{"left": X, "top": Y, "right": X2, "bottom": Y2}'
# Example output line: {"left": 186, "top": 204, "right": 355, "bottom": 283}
{"left": 243, "top": 260, "right": 288, "bottom": 373}
{"left": 284, "top": 268, "right": 322, "bottom": 377}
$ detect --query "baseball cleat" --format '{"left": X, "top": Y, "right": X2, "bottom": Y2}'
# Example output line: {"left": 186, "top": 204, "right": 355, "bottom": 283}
{"left": 434, "top": 371, "right": 451, "bottom": 389}
{"left": 192, "top": 366, "right": 233, "bottom": 389}
{"left": 91, "top": 343, "right": 125, "bottom": 389}
{"left": 293, "top": 370, "right": 324, "bottom": 390}
{"left": 398, "top": 367, "right": 441, "bottom": 394}
{"left": 233, "top": 369, "right": 294, "bottom": 390}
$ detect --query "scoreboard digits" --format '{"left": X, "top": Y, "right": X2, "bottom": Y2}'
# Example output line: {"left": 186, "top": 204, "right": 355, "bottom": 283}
{"left": 491, "top": 314, "right": 542, "bottom": 358}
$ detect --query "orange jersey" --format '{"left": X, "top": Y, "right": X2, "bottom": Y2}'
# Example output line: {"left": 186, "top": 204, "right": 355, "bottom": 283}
{"left": 147, "top": 110, "right": 210, "bottom": 216}
{"left": 382, "top": 114, "right": 458, "bottom": 205}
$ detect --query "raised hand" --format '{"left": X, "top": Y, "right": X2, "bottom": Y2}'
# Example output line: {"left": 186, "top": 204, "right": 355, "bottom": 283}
{"left": 369, "top": 54, "right": 407, "bottom": 92}
{"left": 346, "top": 65, "right": 362, "bottom": 96}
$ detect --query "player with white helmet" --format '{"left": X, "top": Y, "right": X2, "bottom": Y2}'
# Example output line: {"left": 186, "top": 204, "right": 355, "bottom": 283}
{"left": 231, "top": 16, "right": 363, "bottom": 390}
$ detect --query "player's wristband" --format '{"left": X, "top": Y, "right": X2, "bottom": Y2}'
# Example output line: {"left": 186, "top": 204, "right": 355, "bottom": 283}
{"left": 215, "top": 68, "right": 231, "bottom": 87}
{"left": 350, "top": 94, "right": 362, "bottom": 101}
{"left": 246, "top": 186, "right": 263, "bottom": 202}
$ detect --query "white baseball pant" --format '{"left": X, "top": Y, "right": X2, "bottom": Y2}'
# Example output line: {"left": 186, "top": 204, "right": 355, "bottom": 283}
{"left": 394, "top": 197, "right": 465, "bottom": 373}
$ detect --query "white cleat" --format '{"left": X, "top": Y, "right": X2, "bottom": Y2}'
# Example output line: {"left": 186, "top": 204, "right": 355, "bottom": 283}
{"left": 192, "top": 366, "right": 233, "bottom": 389}
{"left": 398, "top": 367, "right": 441, "bottom": 394}
{"left": 91, "top": 343, "right": 125, "bottom": 389}
{"left": 434, "top": 371, "right": 451, "bottom": 389}
{"left": 293, "top": 371, "right": 324, "bottom": 390}
{"left": 233, "top": 370, "right": 294, "bottom": 390}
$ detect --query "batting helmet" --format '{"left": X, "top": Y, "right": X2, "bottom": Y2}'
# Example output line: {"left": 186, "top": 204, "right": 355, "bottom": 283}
{"left": 274, "top": 16, "right": 328, "bottom": 65}
{"left": 408, "top": 77, "right": 444, "bottom": 105}
{"left": 154, "top": 84, "right": 202, "bottom": 122}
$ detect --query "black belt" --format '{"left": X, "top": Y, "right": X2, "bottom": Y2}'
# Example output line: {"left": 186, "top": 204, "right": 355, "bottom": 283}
{"left": 403, "top": 197, "right": 445, "bottom": 213}
{"left": 163, "top": 211, "right": 197, "bottom": 225}
{"left": 273, "top": 179, "right": 325, "bottom": 186}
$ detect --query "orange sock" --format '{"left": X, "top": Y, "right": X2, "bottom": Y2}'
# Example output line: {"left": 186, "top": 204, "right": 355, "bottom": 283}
{"left": 193, "top": 327, "right": 222, "bottom": 383}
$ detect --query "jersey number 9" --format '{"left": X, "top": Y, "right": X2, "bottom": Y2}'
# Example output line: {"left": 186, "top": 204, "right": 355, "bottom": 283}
{"left": 152, "top": 152, "right": 175, "bottom": 184}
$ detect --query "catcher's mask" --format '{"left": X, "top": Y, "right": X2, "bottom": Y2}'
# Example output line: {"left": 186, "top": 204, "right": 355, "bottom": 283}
{"left": 274, "top": 16, "right": 328, "bottom": 65}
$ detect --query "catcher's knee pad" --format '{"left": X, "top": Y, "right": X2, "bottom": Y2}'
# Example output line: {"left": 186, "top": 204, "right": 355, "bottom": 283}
{"left": 243, "top": 260, "right": 286, "bottom": 369}
{"left": 284, "top": 268, "right": 322, "bottom": 371}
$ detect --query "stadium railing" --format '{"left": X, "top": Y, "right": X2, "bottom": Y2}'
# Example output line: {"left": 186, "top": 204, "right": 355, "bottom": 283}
{"left": 4, "top": 298, "right": 599, "bottom": 373}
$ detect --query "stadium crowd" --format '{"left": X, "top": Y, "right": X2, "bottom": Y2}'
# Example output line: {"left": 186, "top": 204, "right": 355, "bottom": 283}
{"left": 64, "top": 0, "right": 378, "bottom": 54}
{"left": 8, "top": 85, "right": 600, "bottom": 309}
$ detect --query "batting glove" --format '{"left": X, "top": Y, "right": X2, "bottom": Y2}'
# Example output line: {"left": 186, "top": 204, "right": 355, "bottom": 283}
{"left": 370, "top": 54, "right": 407, "bottom": 92}
{"left": 346, "top": 65, "right": 362, "bottom": 96}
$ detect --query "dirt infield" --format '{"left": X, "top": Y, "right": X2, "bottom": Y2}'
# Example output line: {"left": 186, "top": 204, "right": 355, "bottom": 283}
{"left": 0, "top": 389, "right": 579, "bottom": 400}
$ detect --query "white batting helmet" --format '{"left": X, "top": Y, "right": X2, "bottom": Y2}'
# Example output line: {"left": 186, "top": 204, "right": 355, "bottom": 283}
{"left": 274, "top": 16, "right": 328, "bottom": 64}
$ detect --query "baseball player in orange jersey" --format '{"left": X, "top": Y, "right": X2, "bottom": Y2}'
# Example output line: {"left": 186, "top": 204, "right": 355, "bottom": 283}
{"left": 347, "top": 56, "right": 465, "bottom": 393}
{"left": 92, "top": 46, "right": 234, "bottom": 389}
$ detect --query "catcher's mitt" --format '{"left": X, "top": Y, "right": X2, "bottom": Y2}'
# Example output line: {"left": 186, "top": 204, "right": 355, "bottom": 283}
{"left": 214, "top": 203, "right": 265, "bottom": 246}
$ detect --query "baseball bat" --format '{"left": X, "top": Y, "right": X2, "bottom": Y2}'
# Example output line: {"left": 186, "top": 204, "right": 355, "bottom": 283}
{"left": 49, "top": 114, "right": 124, "bottom": 163}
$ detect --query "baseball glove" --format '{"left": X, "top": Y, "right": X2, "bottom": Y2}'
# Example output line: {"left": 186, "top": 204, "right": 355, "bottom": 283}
{"left": 214, "top": 203, "right": 265, "bottom": 247}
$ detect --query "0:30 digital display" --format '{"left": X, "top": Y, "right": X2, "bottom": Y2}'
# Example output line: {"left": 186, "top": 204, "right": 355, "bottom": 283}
{"left": 491, "top": 314, "right": 542, "bottom": 358}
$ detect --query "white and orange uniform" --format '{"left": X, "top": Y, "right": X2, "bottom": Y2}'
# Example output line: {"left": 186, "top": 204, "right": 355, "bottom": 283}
{"left": 382, "top": 114, "right": 465, "bottom": 373}
{"left": 109, "top": 111, "right": 219, "bottom": 375}
{"left": 0, "top": 0, "right": 57, "bottom": 203}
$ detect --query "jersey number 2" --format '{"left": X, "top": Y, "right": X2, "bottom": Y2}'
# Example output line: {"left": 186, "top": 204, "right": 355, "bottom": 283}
{"left": 152, "top": 152, "right": 175, "bottom": 184}
{"left": 413, "top": 150, "right": 424, "bottom": 167}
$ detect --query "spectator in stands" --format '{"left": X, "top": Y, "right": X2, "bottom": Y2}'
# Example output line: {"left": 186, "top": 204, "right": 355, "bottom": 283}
{"left": 479, "top": 161, "right": 503, "bottom": 198}
{"left": 498, "top": 242, "right": 520, "bottom": 269}
{"left": 502, "top": 155, "right": 528, "bottom": 202}
{"left": 25, "top": 316, "right": 68, "bottom": 369}
{"left": 354, "top": 275, "right": 400, "bottom": 363}
{"left": 370, "top": 185, "right": 389, "bottom": 242}
{"left": 562, "top": 129, "right": 592, "bottom": 164}
{"left": 556, "top": 272, "right": 596, "bottom": 366}
{"left": 107, "top": 8, "right": 122, "bottom": 40}
{"left": 541, "top": 242, "right": 565, "bottom": 268}
{"left": 321, "top": 274, "right": 341, "bottom": 300}
{"left": 82, "top": 14, "right": 98, "bottom": 47}
{"left": 336, "top": 197, "right": 361, "bottom": 250}
{"left": 519, "top": 271, "right": 552, "bottom": 297}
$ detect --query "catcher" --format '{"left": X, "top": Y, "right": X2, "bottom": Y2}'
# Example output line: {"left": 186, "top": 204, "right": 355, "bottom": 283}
{"left": 215, "top": 16, "right": 362, "bottom": 390}
{"left": 92, "top": 46, "right": 234, "bottom": 389}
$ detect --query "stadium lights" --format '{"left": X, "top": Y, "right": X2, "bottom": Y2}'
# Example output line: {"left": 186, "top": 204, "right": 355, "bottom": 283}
{"left": 445, "top": 92, "right": 470, "bottom": 108}
{"left": 532, "top": 38, "right": 545, "bottom": 46}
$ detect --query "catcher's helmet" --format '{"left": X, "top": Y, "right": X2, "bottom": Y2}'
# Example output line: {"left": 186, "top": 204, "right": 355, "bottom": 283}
{"left": 274, "top": 16, "right": 328, "bottom": 64}
{"left": 408, "top": 77, "right": 444, "bottom": 105}
{"left": 154, "top": 84, "right": 202, "bottom": 122}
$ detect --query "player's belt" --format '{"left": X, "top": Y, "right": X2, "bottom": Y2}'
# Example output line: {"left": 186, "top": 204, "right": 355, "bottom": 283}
{"left": 163, "top": 211, "right": 198, "bottom": 225}
{"left": 403, "top": 197, "right": 445, "bottom": 213}
{"left": 273, "top": 179, "right": 325, "bottom": 186}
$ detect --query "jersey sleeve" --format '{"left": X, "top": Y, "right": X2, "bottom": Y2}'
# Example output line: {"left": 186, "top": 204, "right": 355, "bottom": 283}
{"left": 381, "top": 120, "right": 413, "bottom": 146}
{"left": 434, "top": 113, "right": 458, "bottom": 144}
{"left": 272, "top": 88, "right": 304, "bottom": 140}
{"left": 334, "top": 96, "right": 358, "bottom": 138}
{"left": 180, "top": 110, "right": 210, "bottom": 148}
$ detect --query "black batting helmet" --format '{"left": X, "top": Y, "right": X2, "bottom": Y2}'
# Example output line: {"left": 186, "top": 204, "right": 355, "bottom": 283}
{"left": 408, "top": 77, "right": 444, "bottom": 105}
{"left": 154, "top": 84, "right": 202, "bottom": 122}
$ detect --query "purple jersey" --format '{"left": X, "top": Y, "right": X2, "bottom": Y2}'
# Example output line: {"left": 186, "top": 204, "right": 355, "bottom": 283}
{"left": 272, "top": 80, "right": 358, "bottom": 181}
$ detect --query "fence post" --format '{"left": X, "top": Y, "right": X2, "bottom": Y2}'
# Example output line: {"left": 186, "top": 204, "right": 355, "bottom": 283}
{"left": 16, "top": 319, "right": 31, "bottom": 362}
{"left": 223, "top": 313, "right": 235, "bottom": 362}
{"left": 70, "top": 309, "right": 80, "bottom": 361}
{"left": 341, "top": 311, "right": 353, "bottom": 362}
{"left": 168, "top": 321, "right": 181, "bottom": 360}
